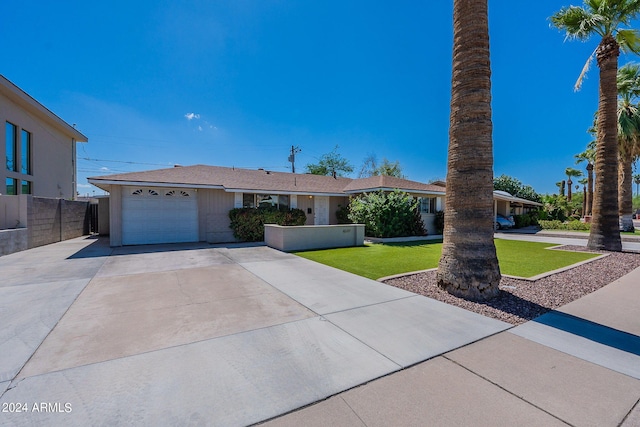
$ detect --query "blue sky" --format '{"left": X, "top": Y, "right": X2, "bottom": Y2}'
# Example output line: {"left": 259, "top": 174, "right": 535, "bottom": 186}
{"left": 2, "top": 1, "right": 637, "bottom": 196}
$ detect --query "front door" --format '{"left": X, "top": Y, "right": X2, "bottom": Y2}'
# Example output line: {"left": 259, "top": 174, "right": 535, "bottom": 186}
{"left": 314, "top": 196, "right": 330, "bottom": 225}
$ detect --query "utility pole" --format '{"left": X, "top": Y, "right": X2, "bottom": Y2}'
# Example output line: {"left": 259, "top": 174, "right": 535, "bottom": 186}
{"left": 288, "top": 145, "right": 301, "bottom": 173}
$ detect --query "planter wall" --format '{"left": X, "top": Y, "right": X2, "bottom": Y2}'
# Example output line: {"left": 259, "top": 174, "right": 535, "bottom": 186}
{"left": 265, "top": 224, "right": 364, "bottom": 252}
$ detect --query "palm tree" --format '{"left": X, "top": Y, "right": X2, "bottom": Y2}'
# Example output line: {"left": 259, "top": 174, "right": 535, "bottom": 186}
{"left": 616, "top": 62, "right": 640, "bottom": 231}
{"left": 556, "top": 180, "right": 567, "bottom": 197}
{"left": 579, "top": 177, "right": 589, "bottom": 216}
{"left": 437, "top": 0, "right": 500, "bottom": 301}
{"left": 565, "top": 167, "right": 584, "bottom": 202}
{"left": 551, "top": 1, "right": 640, "bottom": 251}
{"left": 575, "top": 142, "right": 596, "bottom": 216}
{"left": 634, "top": 172, "right": 640, "bottom": 195}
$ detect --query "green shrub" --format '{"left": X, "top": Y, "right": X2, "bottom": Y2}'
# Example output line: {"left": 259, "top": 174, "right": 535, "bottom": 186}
{"left": 336, "top": 204, "right": 352, "bottom": 224}
{"left": 513, "top": 212, "right": 539, "bottom": 228}
{"left": 434, "top": 210, "right": 445, "bottom": 234}
{"left": 228, "top": 207, "right": 307, "bottom": 241}
{"left": 348, "top": 190, "right": 426, "bottom": 238}
{"left": 538, "top": 219, "right": 590, "bottom": 231}
{"left": 513, "top": 214, "right": 530, "bottom": 228}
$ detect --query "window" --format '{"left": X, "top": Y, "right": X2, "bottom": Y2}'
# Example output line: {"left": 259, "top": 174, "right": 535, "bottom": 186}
{"left": 419, "top": 197, "right": 437, "bottom": 214}
{"left": 278, "top": 195, "right": 290, "bottom": 209}
{"left": 21, "top": 180, "right": 32, "bottom": 194}
{"left": 243, "top": 193, "right": 290, "bottom": 210}
{"left": 21, "top": 129, "right": 31, "bottom": 174}
{"left": 5, "top": 178, "right": 17, "bottom": 195}
{"left": 6, "top": 122, "right": 17, "bottom": 172}
{"left": 243, "top": 193, "right": 255, "bottom": 208}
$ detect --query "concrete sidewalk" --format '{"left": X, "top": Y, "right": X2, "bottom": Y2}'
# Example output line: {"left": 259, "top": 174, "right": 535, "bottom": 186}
{"left": 262, "top": 262, "right": 640, "bottom": 427}
{"left": 0, "top": 237, "right": 509, "bottom": 426}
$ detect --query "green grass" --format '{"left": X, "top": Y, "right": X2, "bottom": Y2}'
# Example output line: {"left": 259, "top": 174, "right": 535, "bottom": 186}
{"left": 294, "top": 239, "right": 600, "bottom": 280}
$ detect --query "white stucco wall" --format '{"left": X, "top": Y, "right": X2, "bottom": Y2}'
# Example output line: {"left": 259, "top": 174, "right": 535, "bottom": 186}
{"left": 265, "top": 224, "right": 365, "bottom": 252}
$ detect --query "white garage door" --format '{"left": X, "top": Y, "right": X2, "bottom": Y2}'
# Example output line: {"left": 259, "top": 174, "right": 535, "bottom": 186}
{"left": 122, "top": 186, "right": 198, "bottom": 245}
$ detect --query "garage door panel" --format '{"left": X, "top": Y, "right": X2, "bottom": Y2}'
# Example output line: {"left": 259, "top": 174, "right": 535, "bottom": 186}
{"left": 122, "top": 186, "right": 199, "bottom": 245}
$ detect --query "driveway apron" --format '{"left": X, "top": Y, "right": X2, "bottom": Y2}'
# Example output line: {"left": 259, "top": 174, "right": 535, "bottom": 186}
{"left": 1, "top": 237, "right": 509, "bottom": 426}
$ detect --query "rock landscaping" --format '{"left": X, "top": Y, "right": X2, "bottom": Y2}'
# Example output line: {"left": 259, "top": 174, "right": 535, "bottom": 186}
{"left": 384, "top": 246, "right": 640, "bottom": 325}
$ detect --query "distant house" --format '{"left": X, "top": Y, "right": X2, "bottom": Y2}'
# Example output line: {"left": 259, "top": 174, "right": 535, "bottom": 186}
{"left": 1, "top": 75, "right": 88, "bottom": 199}
{"left": 493, "top": 190, "right": 542, "bottom": 217}
{"left": 88, "top": 165, "right": 446, "bottom": 246}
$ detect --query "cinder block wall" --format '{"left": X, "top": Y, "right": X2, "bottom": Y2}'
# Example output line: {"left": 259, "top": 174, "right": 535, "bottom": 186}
{"left": 28, "top": 197, "right": 61, "bottom": 248}
{"left": 61, "top": 199, "right": 90, "bottom": 240}
{"left": 27, "top": 197, "right": 89, "bottom": 249}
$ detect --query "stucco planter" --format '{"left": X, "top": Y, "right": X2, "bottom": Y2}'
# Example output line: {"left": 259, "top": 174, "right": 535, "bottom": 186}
{"left": 264, "top": 224, "right": 365, "bottom": 252}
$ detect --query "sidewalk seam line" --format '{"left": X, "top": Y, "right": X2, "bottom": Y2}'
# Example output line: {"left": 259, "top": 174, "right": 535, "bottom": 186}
{"left": 619, "top": 397, "right": 640, "bottom": 427}
{"left": 340, "top": 396, "right": 369, "bottom": 427}
{"left": 442, "top": 355, "right": 574, "bottom": 426}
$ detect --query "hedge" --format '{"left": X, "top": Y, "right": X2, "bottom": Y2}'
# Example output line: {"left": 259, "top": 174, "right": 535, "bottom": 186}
{"left": 228, "top": 208, "right": 307, "bottom": 241}
{"left": 538, "top": 219, "right": 590, "bottom": 231}
{"left": 347, "top": 190, "right": 426, "bottom": 238}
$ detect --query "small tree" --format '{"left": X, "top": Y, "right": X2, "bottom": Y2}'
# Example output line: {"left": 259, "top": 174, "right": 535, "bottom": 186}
{"left": 358, "top": 154, "right": 405, "bottom": 178}
{"left": 306, "top": 146, "right": 353, "bottom": 177}
{"left": 348, "top": 190, "right": 426, "bottom": 238}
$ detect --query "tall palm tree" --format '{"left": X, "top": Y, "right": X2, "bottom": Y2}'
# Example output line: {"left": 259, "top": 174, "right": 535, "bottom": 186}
{"left": 565, "top": 167, "right": 584, "bottom": 202}
{"left": 437, "top": 0, "right": 500, "bottom": 300}
{"left": 575, "top": 142, "right": 596, "bottom": 216}
{"left": 634, "top": 172, "right": 640, "bottom": 194}
{"left": 616, "top": 62, "right": 640, "bottom": 231}
{"left": 551, "top": 1, "right": 640, "bottom": 251}
{"left": 579, "top": 177, "right": 589, "bottom": 216}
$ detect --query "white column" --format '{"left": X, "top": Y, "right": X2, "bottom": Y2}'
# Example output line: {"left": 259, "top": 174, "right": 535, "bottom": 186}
{"left": 234, "top": 193, "right": 243, "bottom": 208}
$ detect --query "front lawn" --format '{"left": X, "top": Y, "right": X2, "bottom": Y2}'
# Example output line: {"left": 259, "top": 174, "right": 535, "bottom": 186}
{"left": 294, "top": 239, "right": 600, "bottom": 280}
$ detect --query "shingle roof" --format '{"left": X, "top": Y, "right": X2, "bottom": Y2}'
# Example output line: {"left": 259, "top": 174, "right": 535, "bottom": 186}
{"left": 88, "top": 164, "right": 445, "bottom": 196}
{"left": 342, "top": 175, "right": 445, "bottom": 194}
{"left": 89, "top": 165, "right": 350, "bottom": 194}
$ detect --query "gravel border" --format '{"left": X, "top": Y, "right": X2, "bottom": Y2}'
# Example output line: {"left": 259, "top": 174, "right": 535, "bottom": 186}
{"left": 383, "top": 246, "right": 640, "bottom": 325}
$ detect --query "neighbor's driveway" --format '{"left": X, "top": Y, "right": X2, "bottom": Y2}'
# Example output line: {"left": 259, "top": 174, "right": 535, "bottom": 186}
{"left": 0, "top": 236, "right": 508, "bottom": 426}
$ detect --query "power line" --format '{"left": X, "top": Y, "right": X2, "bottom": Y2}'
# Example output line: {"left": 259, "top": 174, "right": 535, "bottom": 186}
{"left": 79, "top": 157, "right": 173, "bottom": 167}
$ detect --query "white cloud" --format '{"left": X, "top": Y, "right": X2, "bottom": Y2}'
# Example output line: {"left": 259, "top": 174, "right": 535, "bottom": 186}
{"left": 185, "top": 112, "right": 200, "bottom": 121}
{"left": 198, "top": 125, "right": 203, "bottom": 131}
{"left": 100, "top": 167, "right": 109, "bottom": 171}
{"left": 77, "top": 183, "right": 92, "bottom": 188}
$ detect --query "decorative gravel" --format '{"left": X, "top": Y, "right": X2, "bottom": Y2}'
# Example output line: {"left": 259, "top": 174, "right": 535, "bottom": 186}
{"left": 383, "top": 246, "right": 640, "bottom": 325}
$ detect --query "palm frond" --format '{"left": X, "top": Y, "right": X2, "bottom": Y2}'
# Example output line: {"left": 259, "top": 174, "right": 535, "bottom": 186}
{"left": 616, "top": 28, "right": 640, "bottom": 53}
{"left": 551, "top": 6, "right": 603, "bottom": 39}
{"left": 575, "top": 48, "right": 597, "bottom": 91}
{"left": 619, "top": 0, "right": 640, "bottom": 22}
{"left": 618, "top": 62, "right": 640, "bottom": 98}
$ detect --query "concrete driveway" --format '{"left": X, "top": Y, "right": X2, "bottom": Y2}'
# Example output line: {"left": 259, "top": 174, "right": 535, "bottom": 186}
{"left": 0, "top": 236, "right": 509, "bottom": 426}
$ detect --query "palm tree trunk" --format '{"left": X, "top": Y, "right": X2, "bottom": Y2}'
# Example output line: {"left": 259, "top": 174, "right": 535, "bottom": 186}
{"left": 586, "top": 163, "right": 594, "bottom": 216}
{"left": 619, "top": 153, "right": 635, "bottom": 232}
{"left": 437, "top": 0, "right": 500, "bottom": 300}
{"left": 567, "top": 178, "right": 573, "bottom": 202}
{"left": 582, "top": 186, "right": 586, "bottom": 217}
{"left": 588, "top": 35, "right": 622, "bottom": 251}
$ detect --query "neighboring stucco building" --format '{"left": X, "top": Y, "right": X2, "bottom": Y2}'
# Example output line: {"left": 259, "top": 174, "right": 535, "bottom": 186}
{"left": 1, "top": 75, "right": 88, "bottom": 199}
{"left": 88, "top": 165, "right": 446, "bottom": 246}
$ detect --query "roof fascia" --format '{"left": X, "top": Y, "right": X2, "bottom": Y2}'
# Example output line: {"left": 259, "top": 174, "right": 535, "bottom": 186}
{"left": 223, "top": 188, "right": 347, "bottom": 197}
{"left": 87, "top": 179, "right": 225, "bottom": 190}
{"left": 344, "top": 187, "right": 446, "bottom": 196}
{"left": 0, "top": 75, "right": 88, "bottom": 142}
